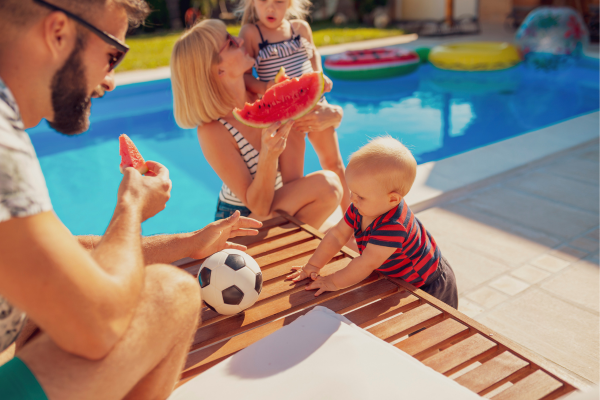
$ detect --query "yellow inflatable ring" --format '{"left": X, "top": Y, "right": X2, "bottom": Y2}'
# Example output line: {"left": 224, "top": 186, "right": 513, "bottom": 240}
{"left": 429, "top": 42, "right": 521, "bottom": 71}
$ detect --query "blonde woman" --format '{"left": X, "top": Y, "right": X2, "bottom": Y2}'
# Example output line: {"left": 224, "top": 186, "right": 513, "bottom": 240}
{"left": 171, "top": 19, "right": 342, "bottom": 229}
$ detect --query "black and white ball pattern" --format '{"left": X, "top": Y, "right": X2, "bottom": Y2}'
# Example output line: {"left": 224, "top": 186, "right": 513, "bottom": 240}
{"left": 197, "top": 249, "right": 262, "bottom": 315}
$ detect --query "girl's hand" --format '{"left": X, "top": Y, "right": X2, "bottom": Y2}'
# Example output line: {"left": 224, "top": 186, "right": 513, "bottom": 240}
{"left": 286, "top": 263, "right": 321, "bottom": 282}
{"left": 323, "top": 74, "right": 333, "bottom": 93}
{"left": 266, "top": 80, "right": 276, "bottom": 91}
{"left": 261, "top": 120, "right": 295, "bottom": 159}
{"left": 305, "top": 275, "right": 339, "bottom": 296}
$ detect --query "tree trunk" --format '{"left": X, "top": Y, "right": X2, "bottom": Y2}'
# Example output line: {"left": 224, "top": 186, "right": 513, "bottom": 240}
{"left": 166, "top": 0, "right": 183, "bottom": 29}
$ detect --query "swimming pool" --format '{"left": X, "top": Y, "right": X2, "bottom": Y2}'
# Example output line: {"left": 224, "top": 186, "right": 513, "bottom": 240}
{"left": 27, "top": 57, "right": 599, "bottom": 236}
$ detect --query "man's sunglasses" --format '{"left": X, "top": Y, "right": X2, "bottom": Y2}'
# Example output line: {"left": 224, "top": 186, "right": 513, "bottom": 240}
{"left": 219, "top": 32, "right": 240, "bottom": 53}
{"left": 33, "top": 0, "right": 129, "bottom": 72}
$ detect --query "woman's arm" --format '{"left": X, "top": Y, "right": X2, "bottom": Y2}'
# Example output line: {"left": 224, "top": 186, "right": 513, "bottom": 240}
{"left": 198, "top": 120, "right": 294, "bottom": 218}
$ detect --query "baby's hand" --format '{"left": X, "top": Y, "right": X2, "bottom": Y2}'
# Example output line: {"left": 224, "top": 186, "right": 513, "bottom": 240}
{"left": 306, "top": 275, "right": 339, "bottom": 297}
{"left": 323, "top": 74, "right": 333, "bottom": 93}
{"left": 286, "top": 263, "right": 321, "bottom": 282}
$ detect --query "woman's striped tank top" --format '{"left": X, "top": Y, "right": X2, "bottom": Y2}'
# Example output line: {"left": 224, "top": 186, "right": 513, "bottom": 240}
{"left": 255, "top": 23, "right": 314, "bottom": 82}
{"left": 217, "top": 118, "right": 283, "bottom": 207}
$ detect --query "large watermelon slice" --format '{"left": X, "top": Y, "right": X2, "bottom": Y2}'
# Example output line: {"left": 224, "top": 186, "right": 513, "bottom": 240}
{"left": 119, "top": 134, "right": 148, "bottom": 175}
{"left": 233, "top": 71, "right": 324, "bottom": 128}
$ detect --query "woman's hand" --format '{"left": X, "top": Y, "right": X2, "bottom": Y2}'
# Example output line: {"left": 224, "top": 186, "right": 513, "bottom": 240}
{"left": 188, "top": 211, "right": 263, "bottom": 259}
{"left": 292, "top": 103, "right": 343, "bottom": 133}
{"left": 261, "top": 120, "right": 295, "bottom": 159}
{"left": 323, "top": 74, "right": 333, "bottom": 93}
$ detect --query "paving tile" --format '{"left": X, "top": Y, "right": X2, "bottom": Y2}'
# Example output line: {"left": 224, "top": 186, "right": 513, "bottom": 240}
{"left": 586, "top": 228, "right": 600, "bottom": 240}
{"left": 466, "top": 286, "right": 509, "bottom": 309}
{"left": 476, "top": 289, "right": 599, "bottom": 383}
{"left": 542, "top": 156, "right": 599, "bottom": 186}
{"left": 569, "top": 236, "right": 600, "bottom": 252}
{"left": 578, "top": 145, "right": 599, "bottom": 162}
{"left": 457, "top": 298, "right": 484, "bottom": 318}
{"left": 511, "top": 264, "right": 551, "bottom": 284}
{"left": 530, "top": 254, "right": 572, "bottom": 272}
{"left": 461, "top": 187, "right": 599, "bottom": 240}
{"left": 542, "top": 258, "right": 600, "bottom": 313}
{"left": 418, "top": 206, "right": 556, "bottom": 268}
{"left": 549, "top": 246, "right": 590, "bottom": 263}
{"left": 489, "top": 275, "right": 531, "bottom": 296}
{"left": 506, "top": 171, "right": 599, "bottom": 214}
{"left": 433, "top": 243, "right": 509, "bottom": 295}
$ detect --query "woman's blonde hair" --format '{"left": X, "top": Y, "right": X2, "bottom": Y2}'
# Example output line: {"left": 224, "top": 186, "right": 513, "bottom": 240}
{"left": 171, "top": 19, "right": 236, "bottom": 128}
{"left": 236, "top": 0, "right": 312, "bottom": 25}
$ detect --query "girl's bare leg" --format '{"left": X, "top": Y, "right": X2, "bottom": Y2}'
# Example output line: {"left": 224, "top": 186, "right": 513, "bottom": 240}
{"left": 18, "top": 264, "right": 201, "bottom": 400}
{"left": 307, "top": 127, "right": 350, "bottom": 211}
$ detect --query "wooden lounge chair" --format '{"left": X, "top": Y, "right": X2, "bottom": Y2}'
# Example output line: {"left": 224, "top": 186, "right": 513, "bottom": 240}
{"left": 173, "top": 212, "right": 588, "bottom": 399}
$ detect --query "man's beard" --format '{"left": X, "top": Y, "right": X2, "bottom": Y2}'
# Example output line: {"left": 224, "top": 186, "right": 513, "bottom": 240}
{"left": 48, "top": 36, "right": 92, "bottom": 135}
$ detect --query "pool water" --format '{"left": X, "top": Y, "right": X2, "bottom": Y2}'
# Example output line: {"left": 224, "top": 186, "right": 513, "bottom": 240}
{"left": 27, "top": 58, "right": 599, "bottom": 236}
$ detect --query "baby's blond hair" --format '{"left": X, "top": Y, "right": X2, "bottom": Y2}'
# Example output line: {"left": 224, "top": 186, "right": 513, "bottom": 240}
{"left": 347, "top": 136, "right": 417, "bottom": 197}
{"left": 236, "top": 0, "right": 312, "bottom": 25}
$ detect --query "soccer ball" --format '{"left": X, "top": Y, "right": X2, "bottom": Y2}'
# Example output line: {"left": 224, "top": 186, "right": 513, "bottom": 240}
{"left": 197, "top": 249, "right": 263, "bottom": 315}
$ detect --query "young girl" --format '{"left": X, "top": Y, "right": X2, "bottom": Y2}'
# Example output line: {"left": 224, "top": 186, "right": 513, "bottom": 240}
{"left": 237, "top": 0, "right": 351, "bottom": 212}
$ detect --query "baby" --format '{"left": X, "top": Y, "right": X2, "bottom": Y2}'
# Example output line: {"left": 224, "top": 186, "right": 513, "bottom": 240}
{"left": 287, "top": 136, "right": 458, "bottom": 309}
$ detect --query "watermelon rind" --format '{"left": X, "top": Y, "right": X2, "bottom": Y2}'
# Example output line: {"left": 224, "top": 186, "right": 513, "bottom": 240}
{"left": 274, "top": 67, "right": 289, "bottom": 84}
{"left": 233, "top": 72, "right": 324, "bottom": 129}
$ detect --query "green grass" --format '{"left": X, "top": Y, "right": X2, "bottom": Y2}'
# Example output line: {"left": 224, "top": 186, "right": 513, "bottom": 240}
{"left": 117, "top": 24, "right": 404, "bottom": 72}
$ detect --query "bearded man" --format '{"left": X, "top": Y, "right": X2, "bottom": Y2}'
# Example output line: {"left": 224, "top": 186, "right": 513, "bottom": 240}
{"left": 0, "top": 1, "right": 261, "bottom": 399}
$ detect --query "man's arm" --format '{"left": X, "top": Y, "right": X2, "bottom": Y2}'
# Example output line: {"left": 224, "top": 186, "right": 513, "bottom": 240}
{"left": 78, "top": 212, "right": 262, "bottom": 265}
{"left": 0, "top": 163, "right": 172, "bottom": 360}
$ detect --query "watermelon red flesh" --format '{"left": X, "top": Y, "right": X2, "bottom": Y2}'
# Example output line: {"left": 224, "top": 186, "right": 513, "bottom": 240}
{"left": 119, "top": 134, "right": 149, "bottom": 174}
{"left": 233, "top": 72, "right": 324, "bottom": 128}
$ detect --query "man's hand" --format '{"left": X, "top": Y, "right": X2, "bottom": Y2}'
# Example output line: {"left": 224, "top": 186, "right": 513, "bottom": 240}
{"left": 305, "top": 274, "right": 338, "bottom": 296}
{"left": 117, "top": 161, "right": 172, "bottom": 222}
{"left": 188, "top": 211, "right": 262, "bottom": 259}
{"left": 286, "top": 263, "right": 321, "bottom": 282}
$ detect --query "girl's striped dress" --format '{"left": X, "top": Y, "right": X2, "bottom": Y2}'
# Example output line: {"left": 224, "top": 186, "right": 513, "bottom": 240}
{"left": 254, "top": 24, "right": 315, "bottom": 82}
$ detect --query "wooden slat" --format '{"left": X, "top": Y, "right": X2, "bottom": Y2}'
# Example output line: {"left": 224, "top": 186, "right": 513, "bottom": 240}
{"left": 491, "top": 370, "right": 563, "bottom": 400}
{"left": 344, "top": 291, "right": 421, "bottom": 327}
{"left": 246, "top": 230, "right": 313, "bottom": 257}
{"left": 277, "top": 211, "right": 360, "bottom": 259}
{"left": 183, "top": 277, "right": 394, "bottom": 378}
{"left": 261, "top": 252, "right": 343, "bottom": 282}
{"left": 257, "top": 216, "right": 288, "bottom": 230}
{"left": 191, "top": 272, "right": 381, "bottom": 349}
{"left": 422, "top": 333, "right": 499, "bottom": 376}
{"left": 395, "top": 318, "right": 470, "bottom": 360}
{"left": 254, "top": 238, "right": 321, "bottom": 267}
{"left": 455, "top": 351, "right": 530, "bottom": 395}
{"left": 259, "top": 258, "right": 351, "bottom": 302}
{"left": 233, "top": 223, "right": 299, "bottom": 246}
{"left": 367, "top": 303, "right": 443, "bottom": 342}
{"left": 197, "top": 258, "right": 351, "bottom": 328}
{"left": 387, "top": 278, "right": 584, "bottom": 392}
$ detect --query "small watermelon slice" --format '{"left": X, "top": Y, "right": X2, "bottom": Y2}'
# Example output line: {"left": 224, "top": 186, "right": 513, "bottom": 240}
{"left": 119, "top": 134, "right": 148, "bottom": 175}
{"left": 274, "top": 67, "right": 290, "bottom": 84}
{"left": 233, "top": 71, "right": 324, "bottom": 128}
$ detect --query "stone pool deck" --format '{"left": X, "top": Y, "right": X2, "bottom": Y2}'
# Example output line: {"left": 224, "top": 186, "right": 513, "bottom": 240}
{"left": 414, "top": 137, "right": 599, "bottom": 388}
